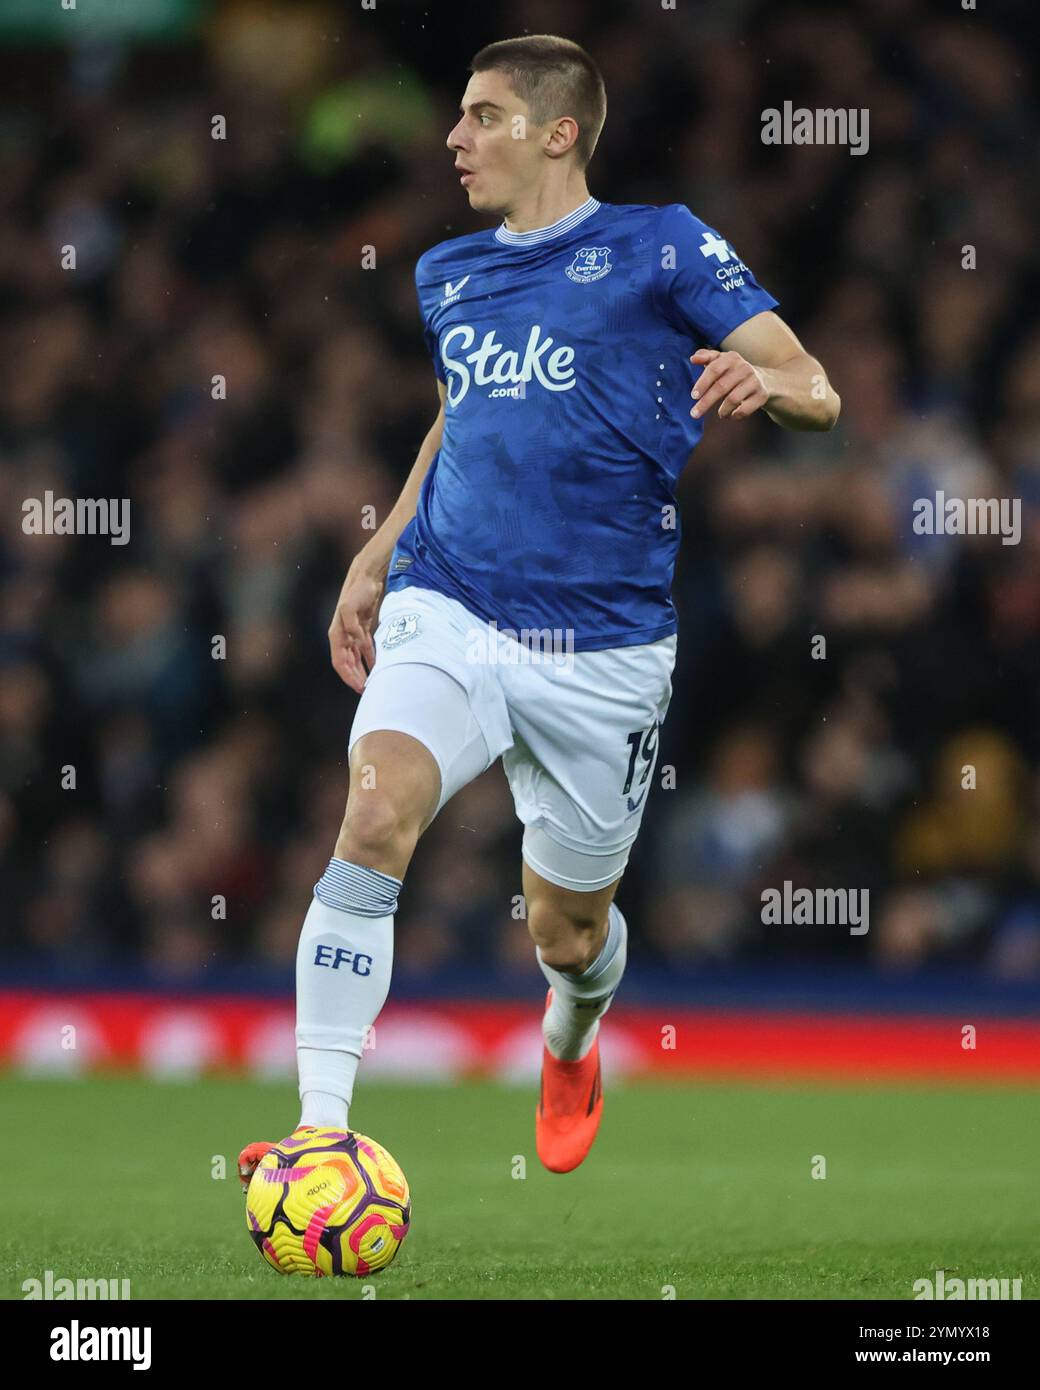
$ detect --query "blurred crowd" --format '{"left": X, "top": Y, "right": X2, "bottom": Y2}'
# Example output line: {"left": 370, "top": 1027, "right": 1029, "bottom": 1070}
{"left": 1, "top": 0, "right": 1039, "bottom": 981}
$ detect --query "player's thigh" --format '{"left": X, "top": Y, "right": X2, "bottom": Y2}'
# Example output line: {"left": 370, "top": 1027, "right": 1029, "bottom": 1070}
{"left": 342, "top": 728, "right": 442, "bottom": 850}
{"left": 350, "top": 587, "right": 511, "bottom": 813}
{"left": 504, "top": 636, "right": 677, "bottom": 882}
{"left": 348, "top": 666, "right": 491, "bottom": 836}
{"left": 346, "top": 585, "right": 509, "bottom": 846}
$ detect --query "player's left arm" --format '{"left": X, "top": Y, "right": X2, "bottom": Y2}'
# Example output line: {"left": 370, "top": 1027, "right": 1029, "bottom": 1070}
{"left": 690, "top": 310, "right": 841, "bottom": 431}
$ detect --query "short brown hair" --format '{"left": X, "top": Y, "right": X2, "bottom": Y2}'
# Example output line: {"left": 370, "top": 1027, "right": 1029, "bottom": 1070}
{"left": 469, "top": 35, "right": 607, "bottom": 169}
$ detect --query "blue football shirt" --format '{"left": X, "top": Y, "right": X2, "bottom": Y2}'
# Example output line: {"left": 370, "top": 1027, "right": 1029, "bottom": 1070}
{"left": 386, "top": 197, "right": 778, "bottom": 651}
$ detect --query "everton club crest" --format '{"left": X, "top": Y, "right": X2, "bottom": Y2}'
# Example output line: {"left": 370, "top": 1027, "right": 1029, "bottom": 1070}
{"left": 383, "top": 613, "right": 421, "bottom": 649}
{"left": 565, "top": 246, "right": 613, "bottom": 284}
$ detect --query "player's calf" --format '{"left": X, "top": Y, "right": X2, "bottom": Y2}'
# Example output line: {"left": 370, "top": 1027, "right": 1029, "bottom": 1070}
{"left": 525, "top": 875, "right": 613, "bottom": 973}
{"left": 528, "top": 909, "right": 608, "bottom": 973}
{"left": 524, "top": 867, "right": 628, "bottom": 1061}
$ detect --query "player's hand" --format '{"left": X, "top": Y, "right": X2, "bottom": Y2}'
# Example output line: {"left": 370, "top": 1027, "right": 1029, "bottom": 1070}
{"left": 690, "top": 348, "right": 771, "bottom": 422}
{"left": 328, "top": 563, "right": 383, "bottom": 693}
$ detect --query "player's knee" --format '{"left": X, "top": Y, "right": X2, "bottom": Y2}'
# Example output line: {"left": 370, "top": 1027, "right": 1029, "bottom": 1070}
{"left": 336, "top": 793, "right": 419, "bottom": 872}
{"left": 528, "top": 901, "right": 607, "bottom": 973}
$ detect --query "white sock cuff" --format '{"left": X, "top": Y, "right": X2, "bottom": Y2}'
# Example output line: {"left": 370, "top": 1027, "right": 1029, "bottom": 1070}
{"left": 582, "top": 902, "right": 626, "bottom": 984}
{"left": 314, "top": 857, "right": 402, "bottom": 917}
{"left": 536, "top": 902, "right": 628, "bottom": 1000}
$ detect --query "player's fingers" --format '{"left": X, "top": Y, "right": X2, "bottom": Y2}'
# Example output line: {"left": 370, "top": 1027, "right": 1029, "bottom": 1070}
{"left": 690, "top": 348, "right": 720, "bottom": 365}
{"left": 361, "top": 629, "right": 377, "bottom": 670}
{"left": 690, "top": 359, "right": 728, "bottom": 408}
{"left": 691, "top": 349, "right": 745, "bottom": 402}
{"left": 691, "top": 356, "right": 727, "bottom": 393}
{"left": 691, "top": 366, "right": 746, "bottom": 419}
{"left": 329, "top": 608, "right": 364, "bottom": 657}
{"left": 347, "top": 654, "right": 368, "bottom": 693}
{"left": 718, "top": 377, "right": 765, "bottom": 419}
{"left": 728, "top": 389, "right": 769, "bottom": 420}
{"left": 723, "top": 392, "right": 767, "bottom": 420}
{"left": 334, "top": 646, "right": 368, "bottom": 694}
{"left": 328, "top": 614, "right": 369, "bottom": 691}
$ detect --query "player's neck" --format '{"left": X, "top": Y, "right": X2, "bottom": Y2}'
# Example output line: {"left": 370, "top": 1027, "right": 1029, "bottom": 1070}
{"left": 501, "top": 183, "right": 592, "bottom": 235}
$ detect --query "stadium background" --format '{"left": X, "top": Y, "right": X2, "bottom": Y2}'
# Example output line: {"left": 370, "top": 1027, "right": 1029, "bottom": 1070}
{"left": 1, "top": 0, "right": 1039, "bottom": 1091}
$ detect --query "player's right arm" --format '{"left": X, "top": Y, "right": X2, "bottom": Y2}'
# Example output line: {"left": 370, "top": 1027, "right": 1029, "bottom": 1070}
{"left": 328, "top": 378, "right": 447, "bottom": 693}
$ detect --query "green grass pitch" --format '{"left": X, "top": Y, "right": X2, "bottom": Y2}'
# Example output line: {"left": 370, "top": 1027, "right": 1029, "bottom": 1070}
{"left": 1, "top": 1073, "right": 1036, "bottom": 1300}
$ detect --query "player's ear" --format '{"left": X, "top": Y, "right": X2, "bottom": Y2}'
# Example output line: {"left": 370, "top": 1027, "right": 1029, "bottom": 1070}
{"left": 546, "top": 116, "right": 579, "bottom": 159}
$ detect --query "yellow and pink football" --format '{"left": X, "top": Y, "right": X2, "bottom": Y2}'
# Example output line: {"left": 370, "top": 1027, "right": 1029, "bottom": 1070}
{"left": 245, "top": 1127, "right": 410, "bottom": 1277}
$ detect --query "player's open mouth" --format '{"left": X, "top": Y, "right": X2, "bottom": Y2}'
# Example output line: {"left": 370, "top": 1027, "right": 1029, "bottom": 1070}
{"left": 457, "top": 167, "right": 476, "bottom": 185}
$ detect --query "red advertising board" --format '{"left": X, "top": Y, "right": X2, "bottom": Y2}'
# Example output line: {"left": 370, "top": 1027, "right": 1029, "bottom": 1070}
{"left": 2, "top": 991, "right": 1038, "bottom": 1084}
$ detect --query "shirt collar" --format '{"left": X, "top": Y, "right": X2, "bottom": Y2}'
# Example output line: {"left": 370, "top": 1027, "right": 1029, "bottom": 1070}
{"left": 494, "top": 196, "right": 601, "bottom": 247}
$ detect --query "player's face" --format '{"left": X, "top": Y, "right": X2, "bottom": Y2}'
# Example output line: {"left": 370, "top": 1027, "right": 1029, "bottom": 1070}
{"left": 447, "top": 70, "right": 542, "bottom": 216}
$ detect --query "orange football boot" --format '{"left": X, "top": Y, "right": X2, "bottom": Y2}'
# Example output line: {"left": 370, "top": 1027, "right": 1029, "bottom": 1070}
{"left": 238, "top": 1140, "right": 276, "bottom": 1194}
{"left": 237, "top": 1126, "right": 320, "bottom": 1193}
{"left": 535, "top": 988, "right": 604, "bottom": 1173}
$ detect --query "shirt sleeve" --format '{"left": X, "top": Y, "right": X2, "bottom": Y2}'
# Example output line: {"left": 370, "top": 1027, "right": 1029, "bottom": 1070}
{"left": 416, "top": 257, "right": 447, "bottom": 382}
{"left": 652, "top": 203, "right": 779, "bottom": 347}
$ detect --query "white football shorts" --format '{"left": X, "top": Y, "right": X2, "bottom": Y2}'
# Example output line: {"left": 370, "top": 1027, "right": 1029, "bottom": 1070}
{"left": 348, "top": 585, "right": 676, "bottom": 891}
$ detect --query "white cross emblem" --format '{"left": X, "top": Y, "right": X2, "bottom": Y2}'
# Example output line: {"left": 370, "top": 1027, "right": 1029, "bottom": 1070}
{"left": 698, "top": 231, "right": 731, "bottom": 263}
